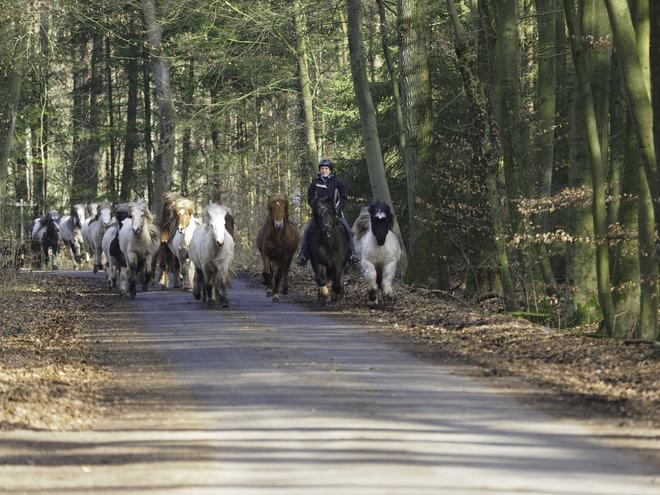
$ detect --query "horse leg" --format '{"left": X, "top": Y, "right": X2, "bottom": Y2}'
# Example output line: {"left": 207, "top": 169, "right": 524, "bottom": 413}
{"left": 280, "top": 255, "right": 293, "bottom": 295}
{"left": 314, "top": 264, "right": 330, "bottom": 300}
{"left": 65, "top": 240, "right": 77, "bottom": 269}
{"left": 361, "top": 259, "right": 379, "bottom": 304}
{"left": 193, "top": 267, "right": 204, "bottom": 301}
{"left": 330, "top": 267, "right": 344, "bottom": 302}
{"left": 140, "top": 257, "right": 152, "bottom": 292}
{"left": 261, "top": 253, "right": 273, "bottom": 296}
{"left": 172, "top": 255, "right": 181, "bottom": 289}
{"left": 216, "top": 272, "right": 229, "bottom": 307}
{"left": 49, "top": 244, "right": 58, "bottom": 270}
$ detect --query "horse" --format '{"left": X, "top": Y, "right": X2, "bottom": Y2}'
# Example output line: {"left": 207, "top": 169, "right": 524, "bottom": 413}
{"left": 118, "top": 199, "right": 160, "bottom": 298}
{"left": 352, "top": 200, "right": 402, "bottom": 306}
{"left": 153, "top": 192, "right": 181, "bottom": 289}
{"left": 81, "top": 202, "right": 99, "bottom": 263}
{"left": 308, "top": 197, "right": 349, "bottom": 301}
{"left": 102, "top": 202, "right": 129, "bottom": 290}
{"left": 188, "top": 203, "right": 235, "bottom": 307}
{"left": 59, "top": 203, "right": 86, "bottom": 269}
{"left": 255, "top": 193, "right": 299, "bottom": 301}
{"left": 84, "top": 202, "right": 113, "bottom": 274}
{"left": 168, "top": 197, "right": 199, "bottom": 291}
{"left": 30, "top": 210, "right": 61, "bottom": 270}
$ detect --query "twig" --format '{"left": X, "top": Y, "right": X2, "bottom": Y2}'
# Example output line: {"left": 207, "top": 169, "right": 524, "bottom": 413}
{"left": 622, "top": 339, "right": 660, "bottom": 349}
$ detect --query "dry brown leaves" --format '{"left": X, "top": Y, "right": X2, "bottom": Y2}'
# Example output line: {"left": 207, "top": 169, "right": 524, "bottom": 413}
{"left": 0, "top": 272, "right": 113, "bottom": 431}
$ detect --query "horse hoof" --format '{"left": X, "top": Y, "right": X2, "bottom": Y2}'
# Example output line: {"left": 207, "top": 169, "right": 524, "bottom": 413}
{"left": 282, "top": 287, "right": 290, "bottom": 295}
{"left": 142, "top": 284, "right": 149, "bottom": 292}
{"left": 182, "top": 287, "right": 190, "bottom": 292}
{"left": 266, "top": 290, "right": 274, "bottom": 298}
{"left": 221, "top": 300, "right": 229, "bottom": 308}
{"left": 52, "top": 266, "right": 58, "bottom": 270}
{"left": 272, "top": 295, "right": 280, "bottom": 302}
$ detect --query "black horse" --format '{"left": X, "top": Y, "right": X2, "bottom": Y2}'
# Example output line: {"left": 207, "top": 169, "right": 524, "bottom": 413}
{"left": 30, "top": 210, "right": 61, "bottom": 270}
{"left": 308, "top": 197, "right": 349, "bottom": 301}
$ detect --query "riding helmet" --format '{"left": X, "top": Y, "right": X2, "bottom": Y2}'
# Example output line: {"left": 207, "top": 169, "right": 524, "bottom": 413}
{"left": 319, "top": 158, "right": 333, "bottom": 171}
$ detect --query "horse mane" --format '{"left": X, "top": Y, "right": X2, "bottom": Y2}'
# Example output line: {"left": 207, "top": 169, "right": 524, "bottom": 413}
{"left": 87, "top": 203, "right": 99, "bottom": 216}
{"left": 112, "top": 202, "right": 130, "bottom": 227}
{"left": 157, "top": 192, "right": 180, "bottom": 228}
{"left": 39, "top": 210, "right": 59, "bottom": 225}
{"left": 203, "top": 204, "right": 235, "bottom": 239}
{"left": 167, "top": 197, "right": 195, "bottom": 237}
{"left": 129, "top": 198, "right": 153, "bottom": 223}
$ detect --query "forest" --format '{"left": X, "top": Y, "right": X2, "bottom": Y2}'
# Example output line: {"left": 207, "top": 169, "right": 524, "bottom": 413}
{"left": 1, "top": 0, "right": 659, "bottom": 341}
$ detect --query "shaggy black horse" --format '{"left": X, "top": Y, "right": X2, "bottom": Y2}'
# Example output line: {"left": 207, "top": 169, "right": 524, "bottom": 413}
{"left": 30, "top": 210, "right": 61, "bottom": 270}
{"left": 308, "top": 197, "right": 349, "bottom": 301}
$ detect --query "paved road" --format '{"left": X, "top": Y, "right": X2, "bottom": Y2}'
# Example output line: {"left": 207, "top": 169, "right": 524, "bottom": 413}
{"left": 2, "top": 273, "right": 660, "bottom": 494}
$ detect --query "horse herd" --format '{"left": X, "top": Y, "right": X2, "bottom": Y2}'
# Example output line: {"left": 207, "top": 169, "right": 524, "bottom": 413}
{"left": 28, "top": 194, "right": 402, "bottom": 307}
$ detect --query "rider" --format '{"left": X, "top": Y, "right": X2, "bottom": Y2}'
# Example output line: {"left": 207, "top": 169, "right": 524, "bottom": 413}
{"left": 296, "top": 158, "right": 361, "bottom": 266}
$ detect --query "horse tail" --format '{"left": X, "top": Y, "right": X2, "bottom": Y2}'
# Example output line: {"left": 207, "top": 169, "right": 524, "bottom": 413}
{"left": 351, "top": 207, "right": 371, "bottom": 242}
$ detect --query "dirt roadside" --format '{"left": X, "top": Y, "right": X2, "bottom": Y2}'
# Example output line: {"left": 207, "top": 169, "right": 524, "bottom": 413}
{"left": 1, "top": 268, "right": 659, "bottom": 468}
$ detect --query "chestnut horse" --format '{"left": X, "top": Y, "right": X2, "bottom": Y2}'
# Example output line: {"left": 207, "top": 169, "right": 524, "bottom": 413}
{"left": 153, "top": 192, "right": 181, "bottom": 289}
{"left": 255, "top": 193, "right": 299, "bottom": 301}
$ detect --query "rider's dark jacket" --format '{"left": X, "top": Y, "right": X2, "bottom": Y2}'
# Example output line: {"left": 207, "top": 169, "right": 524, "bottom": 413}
{"left": 307, "top": 174, "right": 348, "bottom": 216}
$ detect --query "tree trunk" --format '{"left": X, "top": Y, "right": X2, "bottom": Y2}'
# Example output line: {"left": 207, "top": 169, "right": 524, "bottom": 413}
{"left": 398, "top": 0, "right": 449, "bottom": 290}
{"left": 446, "top": 0, "right": 518, "bottom": 311}
{"left": 535, "top": 0, "right": 556, "bottom": 226}
{"left": 563, "top": 0, "right": 615, "bottom": 334}
{"left": 0, "top": 20, "right": 26, "bottom": 225}
{"left": 142, "top": 0, "right": 175, "bottom": 219}
{"left": 346, "top": 0, "right": 407, "bottom": 273}
{"left": 376, "top": 0, "right": 405, "bottom": 157}
{"left": 120, "top": 32, "right": 139, "bottom": 202}
{"left": 106, "top": 36, "right": 116, "bottom": 199}
{"left": 603, "top": 0, "right": 658, "bottom": 340}
{"left": 293, "top": 0, "right": 318, "bottom": 180}
{"left": 143, "top": 48, "right": 154, "bottom": 207}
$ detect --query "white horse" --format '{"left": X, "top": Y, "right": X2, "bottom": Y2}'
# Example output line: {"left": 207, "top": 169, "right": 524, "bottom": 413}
{"left": 84, "top": 202, "right": 113, "bottom": 274}
{"left": 188, "top": 203, "right": 235, "bottom": 307}
{"left": 118, "top": 199, "right": 160, "bottom": 298}
{"left": 81, "top": 203, "right": 99, "bottom": 263}
{"left": 59, "top": 203, "right": 86, "bottom": 269}
{"left": 351, "top": 200, "right": 402, "bottom": 306}
{"left": 169, "top": 197, "right": 199, "bottom": 291}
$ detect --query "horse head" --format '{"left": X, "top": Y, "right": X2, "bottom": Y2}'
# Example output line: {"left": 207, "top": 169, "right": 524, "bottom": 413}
{"left": 204, "top": 204, "right": 232, "bottom": 247}
{"left": 368, "top": 201, "right": 393, "bottom": 246}
{"left": 72, "top": 203, "right": 86, "bottom": 228}
{"left": 87, "top": 203, "right": 99, "bottom": 218}
{"left": 313, "top": 197, "right": 336, "bottom": 238}
{"left": 128, "top": 199, "right": 152, "bottom": 236}
{"left": 267, "top": 193, "right": 288, "bottom": 229}
{"left": 47, "top": 211, "right": 61, "bottom": 234}
{"left": 174, "top": 198, "right": 196, "bottom": 234}
{"left": 98, "top": 203, "right": 113, "bottom": 229}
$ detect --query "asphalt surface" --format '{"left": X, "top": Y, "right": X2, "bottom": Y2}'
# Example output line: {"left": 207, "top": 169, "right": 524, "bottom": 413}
{"left": 2, "top": 271, "right": 660, "bottom": 494}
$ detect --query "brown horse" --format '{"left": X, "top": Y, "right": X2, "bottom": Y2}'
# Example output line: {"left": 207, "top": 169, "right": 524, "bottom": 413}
{"left": 168, "top": 196, "right": 198, "bottom": 291}
{"left": 255, "top": 193, "right": 300, "bottom": 301}
{"left": 153, "top": 192, "right": 181, "bottom": 289}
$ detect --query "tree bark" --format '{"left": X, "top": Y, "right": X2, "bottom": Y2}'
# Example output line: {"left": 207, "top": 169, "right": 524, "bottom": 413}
{"left": 293, "top": 0, "right": 318, "bottom": 180}
{"left": 562, "top": 0, "right": 615, "bottom": 335}
{"left": 346, "top": 0, "right": 407, "bottom": 272}
{"left": 120, "top": 32, "right": 139, "bottom": 202}
{"left": 398, "top": 0, "right": 449, "bottom": 290}
{"left": 376, "top": 0, "right": 405, "bottom": 156}
{"left": 445, "top": 0, "right": 518, "bottom": 312}
{"left": 142, "top": 0, "right": 175, "bottom": 219}
{"left": 0, "top": 19, "right": 26, "bottom": 225}
{"left": 603, "top": 0, "right": 658, "bottom": 340}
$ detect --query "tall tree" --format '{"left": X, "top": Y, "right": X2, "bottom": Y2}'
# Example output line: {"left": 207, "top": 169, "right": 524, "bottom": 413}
{"left": 142, "top": 0, "right": 175, "bottom": 218}
{"left": 120, "top": 25, "right": 140, "bottom": 202}
{"left": 293, "top": 0, "right": 318, "bottom": 180}
{"left": 346, "top": 0, "right": 407, "bottom": 270}
{"left": 603, "top": 0, "right": 658, "bottom": 340}
{"left": 563, "top": 0, "right": 615, "bottom": 334}
{"left": 0, "top": 12, "right": 27, "bottom": 225}
{"left": 398, "top": 0, "right": 449, "bottom": 290}
{"left": 445, "top": 0, "right": 518, "bottom": 311}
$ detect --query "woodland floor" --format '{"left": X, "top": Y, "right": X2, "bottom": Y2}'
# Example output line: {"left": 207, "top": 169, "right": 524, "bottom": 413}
{"left": 1, "top": 262, "right": 659, "bottom": 438}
